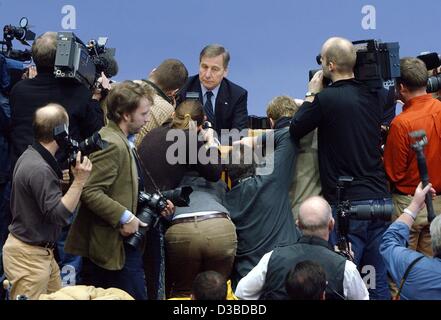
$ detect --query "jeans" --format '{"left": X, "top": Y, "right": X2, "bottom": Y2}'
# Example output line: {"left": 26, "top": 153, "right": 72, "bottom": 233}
{"left": 81, "top": 243, "right": 147, "bottom": 300}
{"left": 56, "top": 214, "right": 82, "bottom": 286}
{"left": 331, "top": 198, "right": 392, "bottom": 300}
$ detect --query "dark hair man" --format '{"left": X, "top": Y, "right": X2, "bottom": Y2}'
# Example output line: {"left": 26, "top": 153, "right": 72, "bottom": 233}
{"left": 384, "top": 57, "right": 441, "bottom": 256}
{"left": 191, "top": 271, "right": 227, "bottom": 300}
{"left": 285, "top": 260, "right": 327, "bottom": 300}
{"left": 178, "top": 44, "right": 248, "bottom": 134}
{"left": 289, "top": 37, "right": 392, "bottom": 299}
{"left": 380, "top": 183, "right": 441, "bottom": 300}
{"left": 135, "top": 59, "right": 188, "bottom": 145}
{"left": 266, "top": 96, "right": 321, "bottom": 219}
{"left": 235, "top": 196, "right": 368, "bottom": 300}
{"left": 2, "top": 104, "right": 92, "bottom": 300}
{"left": 65, "top": 81, "right": 173, "bottom": 300}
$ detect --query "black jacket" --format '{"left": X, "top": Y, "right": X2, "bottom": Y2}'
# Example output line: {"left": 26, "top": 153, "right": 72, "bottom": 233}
{"left": 10, "top": 72, "right": 104, "bottom": 167}
{"left": 290, "top": 79, "right": 389, "bottom": 203}
{"left": 179, "top": 75, "right": 248, "bottom": 133}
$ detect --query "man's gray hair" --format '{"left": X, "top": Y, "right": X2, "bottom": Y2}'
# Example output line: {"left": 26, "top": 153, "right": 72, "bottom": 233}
{"left": 200, "top": 44, "right": 230, "bottom": 69}
{"left": 430, "top": 215, "right": 441, "bottom": 256}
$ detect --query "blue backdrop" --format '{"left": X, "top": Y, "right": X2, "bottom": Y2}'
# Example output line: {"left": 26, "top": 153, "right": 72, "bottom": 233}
{"left": 0, "top": 0, "right": 439, "bottom": 115}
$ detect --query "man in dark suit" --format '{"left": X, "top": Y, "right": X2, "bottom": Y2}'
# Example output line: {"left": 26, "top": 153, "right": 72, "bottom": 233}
{"left": 179, "top": 44, "right": 248, "bottom": 135}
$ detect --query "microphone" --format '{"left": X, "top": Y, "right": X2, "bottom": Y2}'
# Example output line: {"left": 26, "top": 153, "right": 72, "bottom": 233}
{"left": 95, "top": 52, "right": 119, "bottom": 78}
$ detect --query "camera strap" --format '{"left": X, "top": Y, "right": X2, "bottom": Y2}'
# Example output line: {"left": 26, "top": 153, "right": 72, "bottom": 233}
{"left": 132, "top": 147, "right": 162, "bottom": 195}
{"left": 393, "top": 255, "right": 424, "bottom": 300}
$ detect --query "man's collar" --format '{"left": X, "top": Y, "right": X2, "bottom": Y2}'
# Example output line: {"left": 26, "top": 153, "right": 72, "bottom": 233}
{"left": 403, "top": 94, "right": 433, "bottom": 112}
{"left": 31, "top": 142, "right": 63, "bottom": 179}
{"left": 201, "top": 82, "right": 221, "bottom": 99}
{"left": 274, "top": 117, "right": 291, "bottom": 129}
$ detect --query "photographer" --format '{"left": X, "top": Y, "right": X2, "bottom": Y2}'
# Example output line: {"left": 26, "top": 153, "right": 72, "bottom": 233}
{"left": 65, "top": 81, "right": 173, "bottom": 300}
{"left": 134, "top": 59, "right": 189, "bottom": 146}
{"left": 10, "top": 32, "right": 105, "bottom": 168}
{"left": 289, "top": 37, "right": 392, "bottom": 299}
{"left": 383, "top": 57, "right": 441, "bottom": 256}
{"left": 380, "top": 183, "right": 441, "bottom": 300}
{"left": 137, "top": 99, "right": 223, "bottom": 299}
{"left": 2, "top": 104, "right": 92, "bottom": 300}
{"left": 235, "top": 196, "right": 368, "bottom": 300}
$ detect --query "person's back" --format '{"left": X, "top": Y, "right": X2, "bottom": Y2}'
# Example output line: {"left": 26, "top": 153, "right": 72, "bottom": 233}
{"left": 226, "top": 128, "right": 300, "bottom": 286}
{"left": 308, "top": 80, "right": 388, "bottom": 203}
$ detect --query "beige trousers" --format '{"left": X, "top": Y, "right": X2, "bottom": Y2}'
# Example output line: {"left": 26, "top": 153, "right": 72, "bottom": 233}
{"left": 2, "top": 234, "right": 61, "bottom": 300}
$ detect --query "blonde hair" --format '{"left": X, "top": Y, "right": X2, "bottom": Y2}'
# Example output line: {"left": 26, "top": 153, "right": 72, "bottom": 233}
{"left": 171, "top": 100, "right": 204, "bottom": 129}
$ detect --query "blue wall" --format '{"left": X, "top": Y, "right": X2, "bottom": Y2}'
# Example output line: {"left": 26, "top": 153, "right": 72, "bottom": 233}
{"left": 0, "top": 0, "right": 439, "bottom": 115}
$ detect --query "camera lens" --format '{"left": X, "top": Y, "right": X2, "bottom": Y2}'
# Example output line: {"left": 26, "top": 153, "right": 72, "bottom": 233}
{"left": 349, "top": 203, "right": 393, "bottom": 221}
{"left": 427, "top": 75, "right": 441, "bottom": 93}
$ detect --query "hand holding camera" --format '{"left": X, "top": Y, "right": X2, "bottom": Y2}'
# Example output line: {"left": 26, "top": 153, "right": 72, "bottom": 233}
{"left": 308, "top": 69, "right": 325, "bottom": 96}
{"left": 70, "top": 151, "right": 92, "bottom": 186}
{"left": 120, "top": 215, "right": 147, "bottom": 237}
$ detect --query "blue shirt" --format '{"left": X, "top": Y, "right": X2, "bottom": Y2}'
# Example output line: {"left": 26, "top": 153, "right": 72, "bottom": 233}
{"left": 380, "top": 221, "right": 441, "bottom": 300}
{"left": 201, "top": 83, "right": 220, "bottom": 108}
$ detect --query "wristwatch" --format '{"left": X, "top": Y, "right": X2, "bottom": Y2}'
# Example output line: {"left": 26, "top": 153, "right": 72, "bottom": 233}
{"left": 305, "top": 91, "right": 317, "bottom": 98}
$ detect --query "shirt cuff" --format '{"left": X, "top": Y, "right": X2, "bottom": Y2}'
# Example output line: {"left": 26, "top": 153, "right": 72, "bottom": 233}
{"left": 120, "top": 210, "right": 133, "bottom": 224}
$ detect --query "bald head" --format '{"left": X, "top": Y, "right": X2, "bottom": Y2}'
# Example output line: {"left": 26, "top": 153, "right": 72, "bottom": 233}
{"left": 33, "top": 104, "right": 68, "bottom": 143}
{"left": 298, "top": 196, "right": 333, "bottom": 236}
{"left": 31, "top": 31, "right": 57, "bottom": 70}
{"left": 321, "top": 37, "right": 357, "bottom": 74}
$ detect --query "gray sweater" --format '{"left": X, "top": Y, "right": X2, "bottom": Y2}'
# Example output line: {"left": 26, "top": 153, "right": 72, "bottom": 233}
{"left": 9, "top": 146, "right": 71, "bottom": 243}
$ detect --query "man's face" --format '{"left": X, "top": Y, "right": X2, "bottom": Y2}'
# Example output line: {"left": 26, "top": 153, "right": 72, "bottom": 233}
{"left": 127, "top": 97, "right": 151, "bottom": 134}
{"left": 199, "top": 54, "right": 228, "bottom": 91}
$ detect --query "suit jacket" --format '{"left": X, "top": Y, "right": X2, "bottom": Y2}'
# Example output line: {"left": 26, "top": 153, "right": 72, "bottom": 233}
{"left": 65, "top": 121, "right": 138, "bottom": 270}
{"left": 179, "top": 75, "right": 248, "bottom": 133}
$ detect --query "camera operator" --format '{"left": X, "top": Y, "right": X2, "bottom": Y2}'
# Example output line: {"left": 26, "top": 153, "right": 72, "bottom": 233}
{"left": 289, "top": 37, "right": 392, "bottom": 299}
{"left": 134, "top": 59, "right": 189, "bottom": 146}
{"left": 235, "top": 196, "right": 368, "bottom": 300}
{"left": 64, "top": 81, "right": 173, "bottom": 300}
{"left": 2, "top": 104, "right": 92, "bottom": 300}
{"left": 9, "top": 32, "right": 105, "bottom": 168}
{"left": 380, "top": 182, "right": 441, "bottom": 300}
{"left": 384, "top": 57, "right": 441, "bottom": 257}
{"left": 138, "top": 99, "right": 223, "bottom": 299}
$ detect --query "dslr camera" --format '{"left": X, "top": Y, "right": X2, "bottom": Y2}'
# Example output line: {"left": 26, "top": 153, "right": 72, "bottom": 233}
{"left": 1, "top": 17, "right": 35, "bottom": 62}
{"left": 125, "top": 186, "right": 193, "bottom": 248}
{"left": 310, "top": 39, "right": 400, "bottom": 90}
{"left": 417, "top": 52, "right": 441, "bottom": 93}
{"left": 335, "top": 176, "right": 392, "bottom": 258}
{"left": 53, "top": 124, "right": 108, "bottom": 167}
{"left": 54, "top": 32, "right": 117, "bottom": 88}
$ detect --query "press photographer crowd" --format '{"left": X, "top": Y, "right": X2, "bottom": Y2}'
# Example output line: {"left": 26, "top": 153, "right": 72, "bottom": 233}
{"left": 1, "top": 17, "right": 441, "bottom": 301}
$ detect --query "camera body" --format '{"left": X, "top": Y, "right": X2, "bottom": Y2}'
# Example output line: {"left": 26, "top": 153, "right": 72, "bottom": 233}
{"left": 335, "top": 176, "right": 392, "bottom": 257}
{"left": 309, "top": 39, "right": 400, "bottom": 91}
{"left": 125, "top": 186, "right": 193, "bottom": 249}
{"left": 1, "top": 17, "right": 35, "bottom": 62}
{"left": 53, "top": 124, "right": 108, "bottom": 166}
{"left": 417, "top": 52, "right": 441, "bottom": 93}
{"left": 54, "top": 32, "right": 116, "bottom": 88}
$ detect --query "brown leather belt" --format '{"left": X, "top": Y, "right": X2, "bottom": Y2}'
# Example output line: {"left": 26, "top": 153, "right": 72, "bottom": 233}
{"left": 171, "top": 212, "right": 229, "bottom": 225}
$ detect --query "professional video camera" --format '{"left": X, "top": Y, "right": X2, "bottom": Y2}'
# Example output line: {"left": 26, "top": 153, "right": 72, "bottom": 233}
{"left": 54, "top": 32, "right": 117, "bottom": 88}
{"left": 335, "top": 176, "right": 393, "bottom": 259}
{"left": 417, "top": 52, "right": 441, "bottom": 93}
{"left": 125, "top": 187, "right": 193, "bottom": 248}
{"left": 310, "top": 39, "right": 400, "bottom": 90}
{"left": 0, "top": 17, "right": 35, "bottom": 62}
{"left": 53, "top": 123, "right": 108, "bottom": 167}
